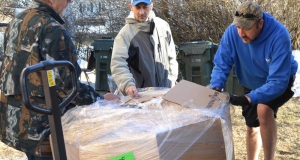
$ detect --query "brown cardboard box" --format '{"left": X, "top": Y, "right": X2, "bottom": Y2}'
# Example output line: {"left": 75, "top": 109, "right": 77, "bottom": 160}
{"left": 158, "top": 118, "right": 228, "bottom": 159}
{"left": 162, "top": 80, "right": 229, "bottom": 109}
{"left": 54, "top": 80, "right": 234, "bottom": 160}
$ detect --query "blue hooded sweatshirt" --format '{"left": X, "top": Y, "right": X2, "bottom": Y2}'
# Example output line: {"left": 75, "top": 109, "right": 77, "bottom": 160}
{"left": 210, "top": 12, "right": 298, "bottom": 105}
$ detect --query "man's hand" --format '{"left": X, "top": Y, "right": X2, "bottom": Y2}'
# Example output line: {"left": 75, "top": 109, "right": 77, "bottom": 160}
{"left": 103, "top": 93, "right": 120, "bottom": 101}
{"left": 125, "top": 86, "right": 139, "bottom": 97}
{"left": 213, "top": 87, "right": 222, "bottom": 92}
{"left": 230, "top": 95, "right": 250, "bottom": 106}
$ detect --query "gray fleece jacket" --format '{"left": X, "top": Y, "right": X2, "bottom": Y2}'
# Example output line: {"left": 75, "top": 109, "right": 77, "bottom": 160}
{"left": 111, "top": 11, "right": 178, "bottom": 94}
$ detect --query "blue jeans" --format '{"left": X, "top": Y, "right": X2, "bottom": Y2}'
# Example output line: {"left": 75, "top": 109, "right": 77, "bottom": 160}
{"left": 26, "top": 154, "right": 53, "bottom": 160}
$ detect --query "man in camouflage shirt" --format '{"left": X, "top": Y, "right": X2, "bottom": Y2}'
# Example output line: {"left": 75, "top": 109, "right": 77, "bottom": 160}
{"left": 0, "top": 0, "right": 118, "bottom": 159}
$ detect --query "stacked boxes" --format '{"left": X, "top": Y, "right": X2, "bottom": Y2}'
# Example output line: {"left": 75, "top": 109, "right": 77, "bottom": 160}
{"left": 59, "top": 80, "right": 234, "bottom": 160}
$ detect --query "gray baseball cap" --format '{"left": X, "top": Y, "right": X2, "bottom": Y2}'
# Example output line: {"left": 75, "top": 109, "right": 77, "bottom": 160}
{"left": 232, "top": 1, "right": 263, "bottom": 29}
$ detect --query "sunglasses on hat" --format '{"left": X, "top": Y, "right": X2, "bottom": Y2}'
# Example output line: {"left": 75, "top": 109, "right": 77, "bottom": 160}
{"left": 235, "top": 11, "right": 260, "bottom": 19}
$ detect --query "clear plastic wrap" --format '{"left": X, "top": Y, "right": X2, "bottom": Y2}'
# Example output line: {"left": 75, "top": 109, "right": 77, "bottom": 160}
{"left": 61, "top": 87, "right": 234, "bottom": 160}
{"left": 107, "top": 74, "right": 123, "bottom": 96}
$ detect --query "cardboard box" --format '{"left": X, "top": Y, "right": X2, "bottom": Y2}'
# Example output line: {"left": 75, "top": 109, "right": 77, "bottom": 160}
{"left": 53, "top": 80, "right": 234, "bottom": 160}
{"left": 162, "top": 80, "right": 229, "bottom": 109}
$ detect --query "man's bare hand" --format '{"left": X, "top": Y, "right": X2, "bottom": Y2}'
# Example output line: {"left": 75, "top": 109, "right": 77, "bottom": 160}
{"left": 103, "top": 93, "right": 120, "bottom": 101}
{"left": 125, "top": 86, "right": 139, "bottom": 97}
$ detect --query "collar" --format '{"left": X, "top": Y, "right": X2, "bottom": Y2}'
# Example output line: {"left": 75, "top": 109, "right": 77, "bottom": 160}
{"left": 30, "top": 0, "right": 65, "bottom": 24}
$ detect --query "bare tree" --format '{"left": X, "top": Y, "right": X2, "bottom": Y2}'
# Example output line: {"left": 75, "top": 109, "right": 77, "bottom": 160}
{"left": 258, "top": 0, "right": 300, "bottom": 49}
{"left": 1, "top": 0, "right": 299, "bottom": 51}
{"left": 63, "top": 0, "right": 129, "bottom": 58}
{"left": 154, "top": 0, "right": 300, "bottom": 49}
{"left": 154, "top": 0, "right": 238, "bottom": 45}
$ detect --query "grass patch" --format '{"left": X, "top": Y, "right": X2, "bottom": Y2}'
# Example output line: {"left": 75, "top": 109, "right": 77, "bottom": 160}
{"left": 232, "top": 97, "right": 300, "bottom": 160}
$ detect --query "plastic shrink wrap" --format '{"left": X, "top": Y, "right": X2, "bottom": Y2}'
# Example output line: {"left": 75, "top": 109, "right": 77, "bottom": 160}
{"left": 61, "top": 87, "right": 234, "bottom": 160}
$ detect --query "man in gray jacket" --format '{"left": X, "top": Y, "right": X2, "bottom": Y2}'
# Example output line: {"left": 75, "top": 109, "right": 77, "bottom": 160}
{"left": 111, "top": 0, "right": 178, "bottom": 97}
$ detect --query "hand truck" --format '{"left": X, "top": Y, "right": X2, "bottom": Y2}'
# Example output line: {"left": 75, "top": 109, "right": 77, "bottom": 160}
{"left": 20, "top": 60, "right": 78, "bottom": 160}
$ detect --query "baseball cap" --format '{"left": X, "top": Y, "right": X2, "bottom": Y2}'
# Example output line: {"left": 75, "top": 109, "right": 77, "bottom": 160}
{"left": 131, "top": 0, "right": 152, "bottom": 6}
{"left": 232, "top": 1, "right": 263, "bottom": 29}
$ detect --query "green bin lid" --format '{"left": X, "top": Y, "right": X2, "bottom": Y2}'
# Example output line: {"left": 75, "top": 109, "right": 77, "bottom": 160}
{"left": 91, "top": 38, "right": 114, "bottom": 51}
{"left": 179, "top": 40, "right": 217, "bottom": 55}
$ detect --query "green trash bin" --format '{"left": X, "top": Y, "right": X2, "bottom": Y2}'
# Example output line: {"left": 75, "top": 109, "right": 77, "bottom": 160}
{"left": 178, "top": 40, "right": 217, "bottom": 86}
{"left": 225, "top": 65, "right": 244, "bottom": 95}
{"left": 91, "top": 38, "right": 114, "bottom": 91}
{"left": 178, "top": 40, "right": 243, "bottom": 95}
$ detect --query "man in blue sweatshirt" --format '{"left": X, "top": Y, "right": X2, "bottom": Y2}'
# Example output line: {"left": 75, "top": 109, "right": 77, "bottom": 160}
{"left": 210, "top": 1, "right": 298, "bottom": 160}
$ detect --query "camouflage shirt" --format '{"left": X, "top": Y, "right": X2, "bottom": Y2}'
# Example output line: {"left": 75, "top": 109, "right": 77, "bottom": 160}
{"left": 0, "top": 0, "right": 101, "bottom": 157}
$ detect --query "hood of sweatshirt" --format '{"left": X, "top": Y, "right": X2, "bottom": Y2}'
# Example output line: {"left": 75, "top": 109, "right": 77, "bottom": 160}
{"left": 250, "top": 12, "right": 279, "bottom": 44}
